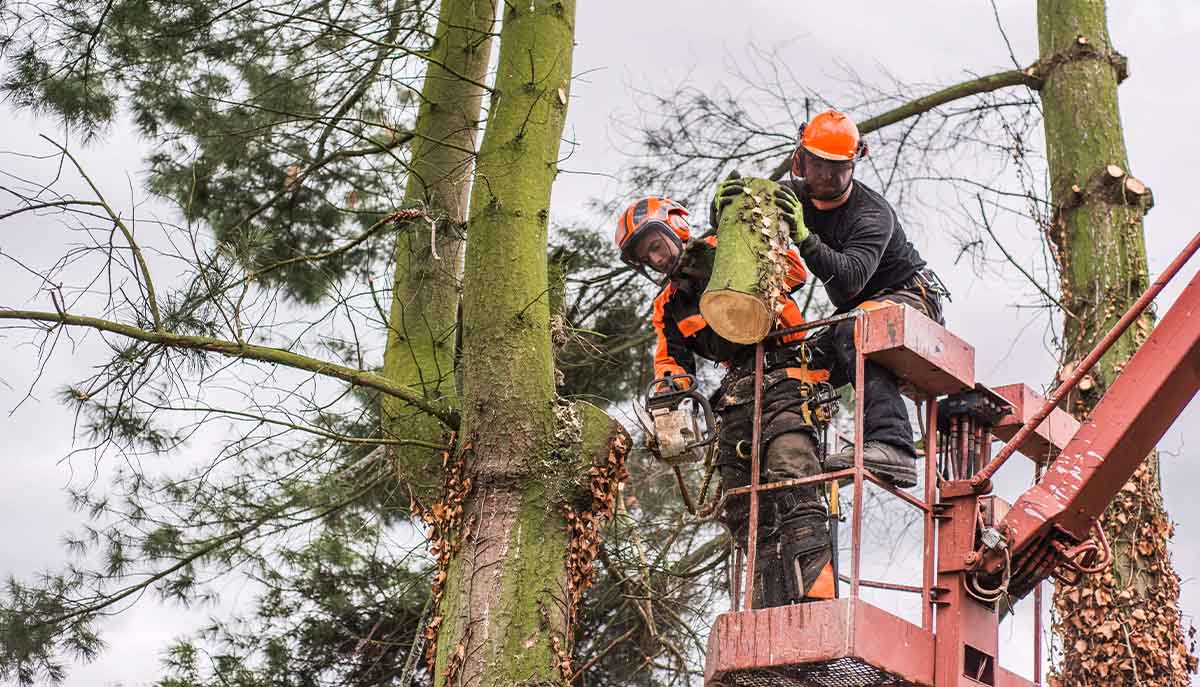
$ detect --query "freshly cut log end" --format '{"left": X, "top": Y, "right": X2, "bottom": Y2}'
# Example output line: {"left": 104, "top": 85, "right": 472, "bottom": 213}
{"left": 701, "top": 176, "right": 790, "bottom": 345}
{"left": 700, "top": 289, "right": 773, "bottom": 344}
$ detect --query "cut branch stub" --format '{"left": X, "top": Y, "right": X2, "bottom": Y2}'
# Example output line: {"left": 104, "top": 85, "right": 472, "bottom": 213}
{"left": 700, "top": 177, "right": 790, "bottom": 344}
{"left": 1123, "top": 176, "right": 1147, "bottom": 197}
{"left": 1060, "top": 164, "right": 1154, "bottom": 214}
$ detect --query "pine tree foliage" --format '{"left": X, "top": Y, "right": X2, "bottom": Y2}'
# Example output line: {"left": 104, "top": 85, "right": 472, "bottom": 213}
{"left": 1, "top": 365, "right": 417, "bottom": 684}
{"left": 0, "top": 130, "right": 664, "bottom": 683}
{"left": 0, "top": 6, "right": 1105, "bottom": 687}
{"left": 2, "top": 0, "right": 439, "bottom": 301}
{"left": 156, "top": 528, "right": 433, "bottom": 687}
{"left": 550, "top": 226, "right": 655, "bottom": 403}
{"left": 0, "top": 126, "right": 437, "bottom": 682}
{"left": 0, "top": 4, "right": 453, "bottom": 679}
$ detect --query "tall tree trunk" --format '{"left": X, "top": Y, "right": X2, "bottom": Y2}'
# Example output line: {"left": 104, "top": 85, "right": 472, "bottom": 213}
{"left": 1038, "top": 1, "right": 1196, "bottom": 684}
{"left": 381, "top": 0, "right": 496, "bottom": 501}
{"left": 427, "top": 3, "right": 625, "bottom": 686}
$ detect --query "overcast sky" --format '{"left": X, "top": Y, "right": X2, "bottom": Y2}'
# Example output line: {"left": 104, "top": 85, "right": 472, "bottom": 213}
{"left": 2, "top": 1, "right": 1199, "bottom": 685}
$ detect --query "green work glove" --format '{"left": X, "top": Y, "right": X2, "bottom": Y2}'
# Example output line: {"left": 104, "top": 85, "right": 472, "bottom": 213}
{"left": 774, "top": 185, "right": 810, "bottom": 244}
{"left": 708, "top": 170, "right": 745, "bottom": 229}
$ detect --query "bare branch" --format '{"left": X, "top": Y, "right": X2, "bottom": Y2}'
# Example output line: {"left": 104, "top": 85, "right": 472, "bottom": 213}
{"left": 39, "top": 135, "right": 164, "bottom": 331}
{"left": 768, "top": 68, "right": 1042, "bottom": 179}
{"left": 146, "top": 402, "right": 447, "bottom": 449}
{"left": 247, "top": 207, "right": 427, "bottom": 284}
{"left": 974, "top": 194, "right": 1080, "bottom": 323}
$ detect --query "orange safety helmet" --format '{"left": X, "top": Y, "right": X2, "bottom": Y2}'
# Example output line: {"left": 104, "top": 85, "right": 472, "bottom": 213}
{"left": 791, "top": 110, "right": 866, "bottom": 200}
{"left": 614, "top": 196, "right": 691, "bottom": 282}
{"left": 800, "top": 110, "right": 862, "bottom": 160}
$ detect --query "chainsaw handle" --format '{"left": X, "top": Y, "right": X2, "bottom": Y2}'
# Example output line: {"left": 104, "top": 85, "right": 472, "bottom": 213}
{"left": 683, "top": 390, "right": 718, "bottom": 451}
{"left": 644, "top": 373, "right": 697, "bottom": 405}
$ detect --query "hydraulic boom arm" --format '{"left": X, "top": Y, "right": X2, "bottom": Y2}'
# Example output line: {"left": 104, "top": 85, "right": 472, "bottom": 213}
{"left": 976, "top": 256, "right": 1200, "bottom": 599}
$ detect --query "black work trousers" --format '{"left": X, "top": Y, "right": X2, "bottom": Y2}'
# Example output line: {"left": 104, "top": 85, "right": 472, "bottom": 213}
{"left": 808, "top": 273, "right": 945, "bottom": 455}
{"left": 713, "top": 366, "right": 831, "bottom": 607}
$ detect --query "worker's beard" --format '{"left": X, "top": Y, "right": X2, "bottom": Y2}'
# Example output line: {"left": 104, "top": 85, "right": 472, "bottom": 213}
{"left": 807, "top": 177, "right": 852, "bottom": 202}
{"left": 796, "top": 150, "right": 854, "bottom": 201}
{"left": 797, "top": 151, "right": 854, "bottom": 201}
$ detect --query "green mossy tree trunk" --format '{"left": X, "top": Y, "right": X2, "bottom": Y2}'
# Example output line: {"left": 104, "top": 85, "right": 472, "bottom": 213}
{"left": 1038, "top": 1, "right": 1196, "bottom": 684}
{"left": 381, "top": 0, "right": 497, "bottom": 502}
{"left": 701, "top": 177, "right": 792, "bottom": 344}
{"left": 429, "top": 3, "right": 624, "bottom": 686}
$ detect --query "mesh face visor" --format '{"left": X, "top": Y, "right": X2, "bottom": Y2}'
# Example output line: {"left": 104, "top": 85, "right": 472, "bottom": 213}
{"left": 797, "top": 149, "right": 855, "bottom": 201}
{"left": 620, "top": 220, "right": 683, "bottom": 282}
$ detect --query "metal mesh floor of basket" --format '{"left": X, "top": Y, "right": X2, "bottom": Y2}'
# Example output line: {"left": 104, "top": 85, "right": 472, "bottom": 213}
{"left": 717, "top": 657, "right": 924, "bottom": 687}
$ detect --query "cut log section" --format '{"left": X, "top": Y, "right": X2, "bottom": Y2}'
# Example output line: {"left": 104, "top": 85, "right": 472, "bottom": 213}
{"left": 700, "top": 177, "right": 792, "bottom": 344}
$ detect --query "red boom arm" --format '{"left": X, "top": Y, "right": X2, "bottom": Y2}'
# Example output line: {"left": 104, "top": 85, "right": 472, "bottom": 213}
{"left": 977, "top": 262, "right": 1200, "bottom": 598}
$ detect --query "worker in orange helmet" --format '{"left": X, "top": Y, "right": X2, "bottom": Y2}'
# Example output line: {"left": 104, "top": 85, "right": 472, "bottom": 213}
{"left": 616, "top": 196, "right": 838, "bottom": 608}
{"left": 713, "top": 109, "right": 950, "bottom": 489}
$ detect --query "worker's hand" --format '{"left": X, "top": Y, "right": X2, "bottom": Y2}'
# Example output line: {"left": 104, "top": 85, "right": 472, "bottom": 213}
{"left": 774, "top": 185, "right": 810, "bottom": 243}
{"left": 708, "top": 170, "right": 745, "bottom": 229}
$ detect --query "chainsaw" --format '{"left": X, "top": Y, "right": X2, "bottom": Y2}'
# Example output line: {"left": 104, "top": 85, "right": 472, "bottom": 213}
{"left": 643, "top": 373, "right": 718, "bottom": 465}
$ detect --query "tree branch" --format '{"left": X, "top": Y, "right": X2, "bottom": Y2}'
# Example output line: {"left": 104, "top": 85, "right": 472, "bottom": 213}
{"left": 147, "top": 402, "right": 448, "bottom": 449}
{"left": 40, "top": 135, "right": 164, "bottom": 331}
{"left": 0, "top": 308, "right": 459, "bottom": 429}
{"left": 666, "top": 531, "right": 729, "bottom": 578}
{"left": 35, "top": 474, "right": 382, "bottom": 630}
{"left": 768, "top": 68, "right": 1042, "bottom": 180}
{"left": 258, "top": 7, "right": 493, "bottom": 92}
{"left": 246, "top": 207, "right": 425, "bottom": 283}
{"left": 227, "top": 131, "right": 415, "bottom": 237}
{"left": 0, "top": 198, "right": 107, "bottom": 222}
{"left": 974, "top": 194, "right": 1080, "bottom": 323}
{"left": 598, "top": 330, "right": 654, "bottom": 359}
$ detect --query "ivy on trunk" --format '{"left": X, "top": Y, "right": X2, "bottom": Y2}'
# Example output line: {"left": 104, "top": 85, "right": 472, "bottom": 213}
{"left": 1037, "top": 0, "right": 1197, "bottom": 683}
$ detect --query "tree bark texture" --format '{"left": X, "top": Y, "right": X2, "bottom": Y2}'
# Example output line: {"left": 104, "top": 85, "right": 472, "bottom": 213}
{"left": 1038, "top": 1, "right": 1196, "bottom": 684}
{"left": 701, "top": 177, "right": 792, "bottom": 343}
{"left": 429, "top": 3, "right": 619, "bottom": 686}
{"left": 382, "top": 0, "right": 497, "bottom": 502}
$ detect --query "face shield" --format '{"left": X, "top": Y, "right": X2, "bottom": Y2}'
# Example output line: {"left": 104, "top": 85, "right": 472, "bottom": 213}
{"left": 793, "top": 148, "right": 855, "bottom": 202}
{"left": 620, "top": 221, "right": 684, "bottom": 285}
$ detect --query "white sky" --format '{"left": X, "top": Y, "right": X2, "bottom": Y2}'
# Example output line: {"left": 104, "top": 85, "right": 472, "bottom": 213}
{"left": 2, "top": 1, "right": 1199, "bottom": 685}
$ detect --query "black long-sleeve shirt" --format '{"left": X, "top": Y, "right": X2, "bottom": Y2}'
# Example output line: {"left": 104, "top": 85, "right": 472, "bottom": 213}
{"left": 784, "top": 179, "right": 926, "bottom": 312}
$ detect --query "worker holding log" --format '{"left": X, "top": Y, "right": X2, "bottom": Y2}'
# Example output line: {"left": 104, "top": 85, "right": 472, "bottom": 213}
{"left": 615, "top": 196, "right": 836, "bottom": 607}
{"left": 713, "top": 109, "right": 950, "bottom": 489}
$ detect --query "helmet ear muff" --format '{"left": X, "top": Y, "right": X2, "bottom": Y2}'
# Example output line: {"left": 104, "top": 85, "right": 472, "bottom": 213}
{"left": 791, "top": 122, "right": 807, "bottom": 177}
{"left": 667, "top": 211, "right": 691, "bottom": 243}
